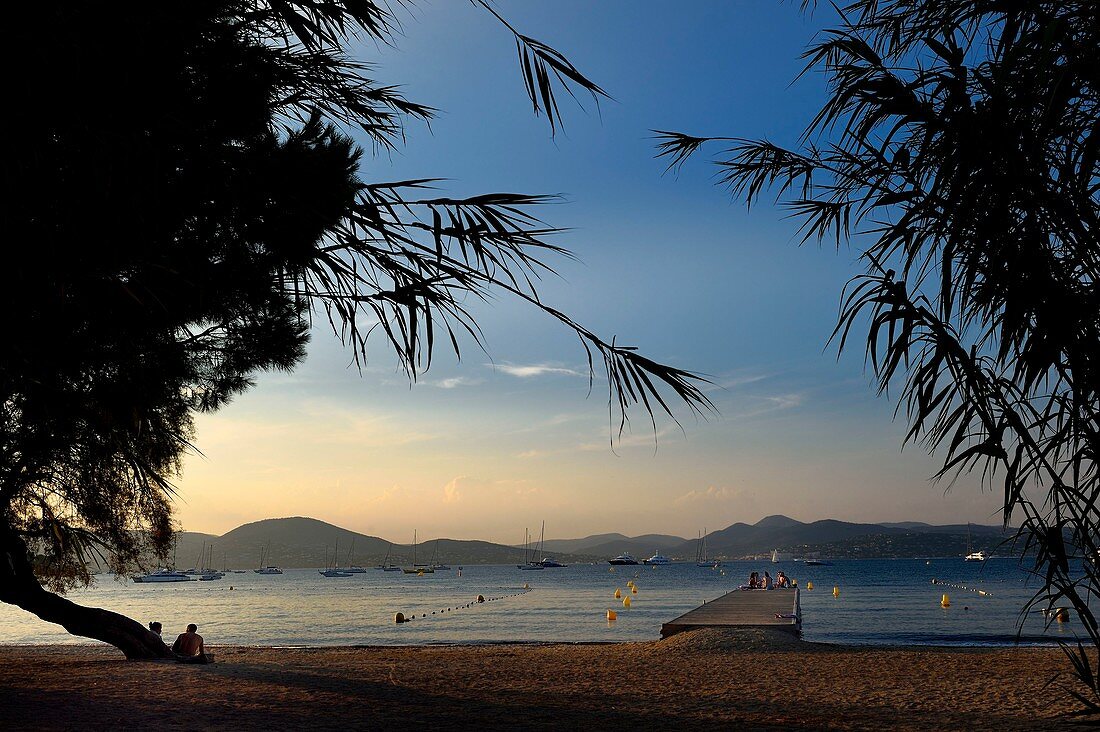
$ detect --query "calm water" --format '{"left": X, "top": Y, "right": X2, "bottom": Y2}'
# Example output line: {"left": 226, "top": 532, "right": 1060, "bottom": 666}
{"left": 0, "top": 559, "right": 1079, "bottom": 647}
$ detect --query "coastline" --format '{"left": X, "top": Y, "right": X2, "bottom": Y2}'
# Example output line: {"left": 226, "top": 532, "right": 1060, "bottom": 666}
{"left": 1, "top": 631, "right": 1088, "bottom": 730}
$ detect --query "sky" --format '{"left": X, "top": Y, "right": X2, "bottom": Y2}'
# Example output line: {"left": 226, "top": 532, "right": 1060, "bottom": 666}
{"left": 174, "top": 1, "right": 1006, "bottom": 541}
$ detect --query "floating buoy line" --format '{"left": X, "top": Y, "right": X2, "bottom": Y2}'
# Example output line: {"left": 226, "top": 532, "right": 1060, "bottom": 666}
{"left": 394, "top": 586, "right": 532, "bottom": 624}
{"left": 931, "top": 578, "right": 991, "bottom": 597}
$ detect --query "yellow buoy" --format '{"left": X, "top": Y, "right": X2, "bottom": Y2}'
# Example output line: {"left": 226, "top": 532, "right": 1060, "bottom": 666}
{"left": 833, "top": 586, "right": 840, "bottom": 598}
{"left": 417, "top": 570, "right": 424, "bottom": 576}
{"left": 476, "top": 594, "right": 485, "bottom": 603}
{"left": 1055, "top": 608, "right": 1070, "bottom": 623}
{"left": 614, "top": 588, "right": 622, "bottom": 599}
{"left": 941, "top": 593, "right": 950, "bottom": 608}
{"left": 609, "top": 567, "right": 615, "bottom": 572}
{"left": 394, "top": 612, "right": 406, "bottom": 624}
{"left": 631, "top": 585, "right": 638, "bottom": 594}
{"left": 623, "top": 596, "right": 631, "bottom": 608}
{"left": 806, "top": 581, "right": 814, "bottom": 591}
{"left": 606, "top": 609, "right": 617, "bottom": 621}
{"left": 523, "top": 583, "right": 529, "bottom": 590}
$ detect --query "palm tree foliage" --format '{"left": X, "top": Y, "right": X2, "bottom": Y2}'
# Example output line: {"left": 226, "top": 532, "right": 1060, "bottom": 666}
{"left": 657, "top": 0, "right": 1100, "bottom": 707}
{"left": 1, "top": 1, "right": 707, "bottom": 655}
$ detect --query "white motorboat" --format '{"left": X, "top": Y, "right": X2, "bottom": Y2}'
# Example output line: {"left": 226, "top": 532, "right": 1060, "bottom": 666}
{"left": 964, "top": 523, "right": 987, "bottom": 561}
{"left": 643, "top": 552, "right": 670, "bottom": 565}
{"left": 608, "top": 554, "right": 639, "bottom": 565}
{"left": 132, "top": 569, "right": 192, "bottom": 583}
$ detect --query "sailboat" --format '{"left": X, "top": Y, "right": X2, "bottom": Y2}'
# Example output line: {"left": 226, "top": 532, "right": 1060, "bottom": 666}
{"left": 377, "top": 543, "right": 401, "bottom": 571}
{"left": 429, "top": 540, "right": 450, "bottom": 571}
{"left": 964, "top": 523, "right": 987, "bottom": 562}
{"left": 536, "top": 522, "right": 567, "bottom": 567}
{"left": 320, "top": 538, "right": 353, "bottom": 577}
{"left": 184, "top": 539, "right": 221, "bottom": 572}
{"left": 197, "top": 544, "right": 224, "bottom": 580}
{"left": 254, "top": 545, "right": 283, "bottom": 574}
{"left": 342, "top": 537, "right": 367, "bottom": 573}
{"left": 695, "top": 529, "right": 720, "bottom": 568}
{"left": 403, "top": 530, "right": 435, "bottom": 574}
{"left": 518, "top": 526, "right": 545, "bottom": 570}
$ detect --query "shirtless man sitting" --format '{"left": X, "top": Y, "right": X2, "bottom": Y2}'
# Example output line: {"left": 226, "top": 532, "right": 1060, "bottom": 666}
{"left": 172, "top": 623, "right": 212, "bottom": 663}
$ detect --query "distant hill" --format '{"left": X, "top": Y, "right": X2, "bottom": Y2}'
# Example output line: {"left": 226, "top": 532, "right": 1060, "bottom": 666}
{"left": 165, "top": 517, "right": 600, "bottom": 570}
{"left": 539, "top": 532, "right": 687, "bottom": 557}
{"left": 677, "top": 515, "right": 1012, "bottom": 560}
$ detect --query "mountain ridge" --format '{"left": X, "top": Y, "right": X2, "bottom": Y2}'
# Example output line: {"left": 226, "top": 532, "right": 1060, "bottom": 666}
{"left": 156, "top": 515, "right": 1011, "bottom": 569}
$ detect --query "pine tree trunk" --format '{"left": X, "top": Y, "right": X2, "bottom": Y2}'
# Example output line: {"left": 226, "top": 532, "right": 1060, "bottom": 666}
{"left": 0, "top": 520, "right": 173, "bottom": 660}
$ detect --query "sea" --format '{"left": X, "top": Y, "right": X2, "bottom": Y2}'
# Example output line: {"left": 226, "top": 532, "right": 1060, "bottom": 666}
{"left": 0, "top": 558, "right": 1080, "bottom": 647}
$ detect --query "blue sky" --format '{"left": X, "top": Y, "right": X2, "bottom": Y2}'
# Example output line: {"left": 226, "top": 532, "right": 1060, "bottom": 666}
{"left": 175, "top": 1, "right": 1005, "bottom": 540}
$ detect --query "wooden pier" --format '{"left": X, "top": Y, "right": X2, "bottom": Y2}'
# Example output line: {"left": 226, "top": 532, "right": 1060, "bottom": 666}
{"left": 660, "top": 589, "right": 801, "bottom": 639}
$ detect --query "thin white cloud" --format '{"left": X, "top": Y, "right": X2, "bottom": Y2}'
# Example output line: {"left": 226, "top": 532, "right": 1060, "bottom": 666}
{"left": 427, "top": 376, "right": 483, "bottom": 389}
{"left": 442, "top": 477, "right": 462, "bottom": 503}
{"left": 576, "top": 425, "right": 680, "bottom": 452}
{"left": 728, "top": 392, "right": 806, "bottom": 420}
{"left": 718, "top": 373, "right": 773, "bottom": 389}
{"left": 764, "top": 393, "right": 804, "bottom": 410}
{"left": 491, "top": 363, "right": 586, "bottom": 379}
{"left": 675, "top": 485, "right": 738, "bottom": 505}
{"left": 517, "top": 449, "right": 548, "bottom": 459}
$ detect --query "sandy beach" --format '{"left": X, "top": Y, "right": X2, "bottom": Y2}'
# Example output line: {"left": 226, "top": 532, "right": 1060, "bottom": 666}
{"left": 0, "top": 630, "right": 1088, "bottom": 730}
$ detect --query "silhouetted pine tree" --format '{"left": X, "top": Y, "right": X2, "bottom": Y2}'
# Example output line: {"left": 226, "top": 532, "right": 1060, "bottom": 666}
{"left": 1, "top": 2, "right": 709, "bottom": 658}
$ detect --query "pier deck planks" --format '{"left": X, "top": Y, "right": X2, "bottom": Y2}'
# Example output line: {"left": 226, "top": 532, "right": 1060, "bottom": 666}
{"left": 661, "top": 588, "right": 801, "bottom": 639}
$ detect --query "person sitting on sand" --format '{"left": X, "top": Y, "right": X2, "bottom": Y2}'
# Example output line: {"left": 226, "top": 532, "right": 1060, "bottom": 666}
{"left": 172, "top": 623, "right": 211, "bottom": 664}
{"left": 748, "top": 571, "right": 760, "bottom": 588}
{"left": 775, "top": 572, "right": 790, "bottom": 588}
{"left": 762, "top": 571, "right": 772, "bottom": 589}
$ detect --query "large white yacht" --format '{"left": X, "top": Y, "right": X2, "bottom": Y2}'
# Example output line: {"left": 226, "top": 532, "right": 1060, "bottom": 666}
{"left": 132, "top": 569, "right": 192, "bottom": 583}
{"left": 643, "top": 552, "right": 671, "bottom": 565}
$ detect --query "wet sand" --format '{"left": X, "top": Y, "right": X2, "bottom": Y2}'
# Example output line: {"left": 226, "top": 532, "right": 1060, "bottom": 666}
{"left": 0, "top": 631, "right": 1088, "bottom": 730}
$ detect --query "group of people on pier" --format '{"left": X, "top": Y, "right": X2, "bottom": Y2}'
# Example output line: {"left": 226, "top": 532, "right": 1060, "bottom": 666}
{"left": 746, "top": 570, "right": 792, "bottom": 589}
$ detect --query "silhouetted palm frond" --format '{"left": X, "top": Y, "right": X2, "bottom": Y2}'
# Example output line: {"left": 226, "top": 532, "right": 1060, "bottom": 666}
{"left": 662, "top": 0, "right": 1100, "bottom": 712}
{"left": 473, "top": 0, "right": 609, "bottom": 135}
{"left": 652, "top": 131, "right": 729, "bottom": 174}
